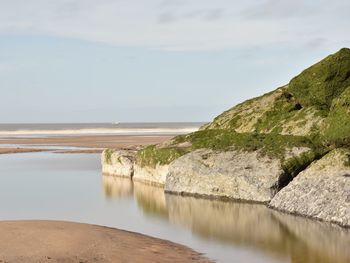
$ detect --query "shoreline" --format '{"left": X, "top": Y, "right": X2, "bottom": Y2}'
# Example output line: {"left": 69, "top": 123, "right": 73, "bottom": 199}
{"left": 0, "top": 134, "right": 173, "bottom": 154}
{"left": 0, "top": 148, "right": 48, "bottom": 154}
{"left": 0, "top": 220, "right": 212, "bottom": 263}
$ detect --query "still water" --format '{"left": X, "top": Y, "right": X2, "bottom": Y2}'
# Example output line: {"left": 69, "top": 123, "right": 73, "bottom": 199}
{"left": 0, "top": 152, "right": 349, "bottom": 263}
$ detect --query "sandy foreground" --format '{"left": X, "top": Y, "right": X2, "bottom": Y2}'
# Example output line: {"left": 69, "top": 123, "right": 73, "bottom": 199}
{"left": 0, "top": 135, "right": 173, "bottom": 154}
{"left": 0, "top": 221, "right": 211, "bottom": 263}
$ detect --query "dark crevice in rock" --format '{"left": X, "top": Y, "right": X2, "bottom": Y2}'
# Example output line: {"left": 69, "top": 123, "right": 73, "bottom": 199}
{"left": 272, "top": 173, "right": 294, "bottom": 195}
{"left": 271, "top": 151, "right": 329, "bottom": 196}
{"left": 271, "top": 173, "right": 293, "bottom": 197}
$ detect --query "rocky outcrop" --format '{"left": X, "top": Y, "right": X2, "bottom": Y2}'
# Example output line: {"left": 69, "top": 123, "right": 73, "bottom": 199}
{"left": 133, "top": 163, "right": 169, "bottom": 186}
{"left": 102, "top": 147, "right": 317, "bottom": 203}
{"left": 270, "top": 149, "right": 350, "bottom": 227}
{"left": 101, "top": 149, "right": 135, "bottom": 177}
{"left": 101, "top": 48, "right": 350, "bottom": 227}
{"left": 165, "top": 149, "right": 285, "bottom": 203}
{"left": 101, "top": 149, "right": 168, "bottom": 186}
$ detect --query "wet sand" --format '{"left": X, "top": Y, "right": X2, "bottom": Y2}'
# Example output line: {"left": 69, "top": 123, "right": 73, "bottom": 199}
{"left": 0, "top": 148, "right": 48, "bottom": 154}
{"left": 0, "top": 221, "right": 211, "bottom": 263}
{"left": 0, "top": 134, "right": 173, "bottom": 153}
{"left": 0, "top": 135, "right": 173, "bottom": 148}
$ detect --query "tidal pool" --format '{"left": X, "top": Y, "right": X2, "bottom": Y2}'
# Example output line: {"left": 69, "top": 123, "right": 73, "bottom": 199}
{"left": 0, "top": 152, "right": 349, "bottom": 263}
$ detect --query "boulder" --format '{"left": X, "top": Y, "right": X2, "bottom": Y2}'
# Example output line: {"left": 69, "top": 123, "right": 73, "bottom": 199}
{"left": 133, "top": 163, "right": 169, "bottom": 186}
{"left": 269, "top": 148, "right": 350, "bottom": 227}
{"left": 165, "top": 149, "right": 285, "bottom": 203}
{"left": 101, "top": 149, "right": 135, "bottom": 177}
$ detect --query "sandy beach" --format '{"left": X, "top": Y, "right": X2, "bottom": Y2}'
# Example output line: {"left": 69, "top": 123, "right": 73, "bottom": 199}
{"left": 0, "top": 221, "right": 211, "bottom": 263}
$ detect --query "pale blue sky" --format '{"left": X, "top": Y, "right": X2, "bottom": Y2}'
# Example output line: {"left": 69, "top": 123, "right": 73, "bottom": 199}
{"left": 0, "top": 0, "right": 349, "bottom": 123}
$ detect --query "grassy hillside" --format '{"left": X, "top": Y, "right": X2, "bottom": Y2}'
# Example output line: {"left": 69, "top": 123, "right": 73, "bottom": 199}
{"left": 204, "top": 48, "right": 350, "bottom": 140}
{"left": 289, "top": 48, "right": 350, "bottom": 110}
{"left": 137, "top": 48, "right": 350, "bottom": 168}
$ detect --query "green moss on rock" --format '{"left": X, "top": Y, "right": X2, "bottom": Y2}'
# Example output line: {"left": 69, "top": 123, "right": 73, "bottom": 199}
{"left": 136, "top": 145, "right": 189, "bottom": 167}
{"left": 254, "top": 91, "right": 304, "bottom": 133}
{"left": 149, "top": 130, "right": 324, "bottom": 165}
{"left": 323, "top": 87, "right": 350, "bottom": 146}
{"left": 202, "top": 48, "right": 350, "bottom": 138}
{"left": 104, "top": 149, "right": 114, "bottom": 164}
{"left": 282, "top": 150, "right": 326, "bottom": 178}
{"left": 288, "top": 48, "right": 350, "bottom": 110}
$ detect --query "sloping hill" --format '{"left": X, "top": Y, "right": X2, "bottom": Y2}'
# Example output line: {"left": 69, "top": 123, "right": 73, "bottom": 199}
{"left": 203, "top": 48, "right": 350, "bottom": 141}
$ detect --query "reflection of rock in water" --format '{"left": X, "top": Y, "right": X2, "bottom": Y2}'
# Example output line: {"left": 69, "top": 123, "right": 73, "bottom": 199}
{"left": 101, "top": 176, "right": 350, "bottom": 263}
{"left": 166, "top": 195, "right": 286, "bottom": 257}
{"left": 133, "top": 181, "right": 168, "bottom": 219}
{"left": 165, "top": 194, "right": 350, "bottom": 263}
{"left": 102, "top": 175, "right": 133, "bottom": 199}
{"left": 271, "top": 211, "right": 350, "bottom": 263}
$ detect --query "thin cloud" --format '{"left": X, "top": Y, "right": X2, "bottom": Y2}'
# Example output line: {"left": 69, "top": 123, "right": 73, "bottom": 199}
{"left": 242, "top": 0, "right": 324, "bottom": 20}
{"left": 157, "top": 8, "right": 224, "bottom": 24}
{"left": 0, "top": 63, "right": 15, "bottom": 72}
{"left": 305, "top": 37, "right": 328, "bottom": 48}
{"left": 202, "top": 9, "right": 223, "bottom": 21}
{"left": 0, "top": 0, "right": 348, "bottom": 51}
{"left": 157, "top": 12, "right": 178, "bottom": 24}
{"left": 183, "top": 8, "right": 224, "bottom": 21}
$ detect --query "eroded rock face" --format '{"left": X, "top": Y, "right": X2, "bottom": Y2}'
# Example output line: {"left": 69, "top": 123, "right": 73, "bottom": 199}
{"left": 101, "top": 149, "right": 169, "bottom": 186}
{"left": 270, "top": 148, "right": 350, "bottom": 227}
{"left": 165, "top": 149, "right": 284, "bottom": 203}
{"left": 101, "top": 150, "right": 135, "bottom": 177}
{"left": 133, "top": 164, "right": 169, "bottom": 186}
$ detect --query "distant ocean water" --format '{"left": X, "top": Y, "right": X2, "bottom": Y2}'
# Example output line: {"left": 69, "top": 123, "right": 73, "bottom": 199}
{"left": 0, "top": 123, "right": 205, "bottom": 137}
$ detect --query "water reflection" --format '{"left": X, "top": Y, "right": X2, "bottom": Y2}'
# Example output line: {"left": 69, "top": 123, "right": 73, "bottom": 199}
{"left": 102, "top": 176, "right": 133, "bottom": 199}
{"left": 134, "top": 182, "right": 168, "bottom": 218}
{"left": 102, "top": 175, "right": 350, "bottom": 263}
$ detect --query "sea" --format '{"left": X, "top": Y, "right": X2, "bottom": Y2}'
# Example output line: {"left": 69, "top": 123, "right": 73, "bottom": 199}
{"left": 0, "top": 122, "right": 205, "bottom": 137}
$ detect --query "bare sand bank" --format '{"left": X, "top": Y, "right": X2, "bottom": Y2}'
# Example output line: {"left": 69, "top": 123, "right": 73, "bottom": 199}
{"left": 0, "top": 148, "right": 48, "bottom": 154}
{"left": 0, "top": 135, "right": 172, "bottom": 154}
{"left": 0, "top": 220, "right": 211, "bottom": 263}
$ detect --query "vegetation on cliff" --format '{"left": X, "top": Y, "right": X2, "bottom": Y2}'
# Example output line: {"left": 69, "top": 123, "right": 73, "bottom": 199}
{"left": 203, "top": 48, "right": 350, "bottom": 141}
{"left": 323, "top": 87, "right": 350, "bottom": 146}
{"left": 137, "top": 130, "right": 325, "bottom": 170}
{"left": 104, "top": 149, "right": 114, "bottom": 164}
{"left": 289, "top": 48, "right": 350, "bottom": 110}
{"left": 136, "top": 146, "right": 188, "bottom": 167}
{"left": 137, "top": 48, "right": 350, "bottom": 170}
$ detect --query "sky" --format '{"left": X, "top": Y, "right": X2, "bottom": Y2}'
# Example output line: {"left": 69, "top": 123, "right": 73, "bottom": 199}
{"left": 0, "top": 0, "right": 349, "bottom": 123}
